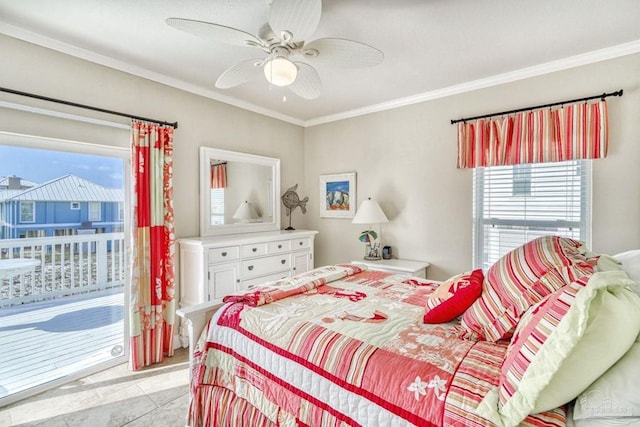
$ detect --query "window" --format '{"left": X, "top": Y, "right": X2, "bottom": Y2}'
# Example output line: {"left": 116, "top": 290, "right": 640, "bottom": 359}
{"left": 473, "top": 160, "right": 591, "bottom": 271}
{"left": 512, "top": 164, "right": 531, "bottom": 196}
{"left": 70, "top": 202, "right": 80, "bottom": 210}
{"left": 118, "top": 202, "right": 124, "bottom": 221}
{"left": 89, "top": 202, "right": 101, "bottom": 221}
{"left": 210, "top": 188, "right": 225, "bottom": 225}
{"left": 20, "top": 201, "right": 35, "bottom": 223}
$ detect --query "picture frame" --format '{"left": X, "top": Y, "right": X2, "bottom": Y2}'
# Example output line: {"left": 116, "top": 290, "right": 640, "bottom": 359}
{"left": 319, "top": 172, "right": 356, "bottom": 218}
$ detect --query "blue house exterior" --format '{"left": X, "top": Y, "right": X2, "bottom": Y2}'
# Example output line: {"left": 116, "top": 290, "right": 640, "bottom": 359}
{"left": 0, "top": 175, "right": 124, "bottom": 240}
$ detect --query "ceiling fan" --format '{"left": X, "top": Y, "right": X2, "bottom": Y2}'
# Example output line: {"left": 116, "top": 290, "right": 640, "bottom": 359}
{"left": 166, "top": 0, "right": 383, "bottom": 100}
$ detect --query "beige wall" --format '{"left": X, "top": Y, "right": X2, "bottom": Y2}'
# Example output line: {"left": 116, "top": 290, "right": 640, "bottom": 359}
{"left": 0, "top": 35, "right": 306, "bottom": 241}
{"left": 305, "top": 53, "right": 640, "bottom": 280}
{"left": 2, "top": 34, "right": 638, "bottom": 282}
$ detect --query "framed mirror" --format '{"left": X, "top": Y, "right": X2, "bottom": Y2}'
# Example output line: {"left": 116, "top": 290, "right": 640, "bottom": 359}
{"left": 200, "top": 147, "right": 281, "bottom": 236}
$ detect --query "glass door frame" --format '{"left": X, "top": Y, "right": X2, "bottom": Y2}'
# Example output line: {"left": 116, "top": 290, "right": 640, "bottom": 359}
{"left": 0, "top": 131, "right": 130, "bottom": 407}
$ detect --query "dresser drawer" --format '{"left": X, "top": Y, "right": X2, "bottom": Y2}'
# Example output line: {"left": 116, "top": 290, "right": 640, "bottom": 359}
{"left": 241, "top": 243, "right": 268, "bottom": 257}
{"left": 292, "top": 238, "right": 311, "bottom": 250}
{"left": 268, "top": 240, "right": 291, "bottom": 254}
{"left": 240, "top": 270, "right": 291, "bottom": 290}
{"left": 208, "top": 246, "right": 239, "bottom": 263}
{"left": 241, "top": 254, "right": 291, "bottom": 279}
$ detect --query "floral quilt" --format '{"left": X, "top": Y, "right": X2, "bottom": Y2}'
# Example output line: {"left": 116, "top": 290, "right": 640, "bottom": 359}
{"left": 187, "top": 264, "right": 566, "bottom": 427}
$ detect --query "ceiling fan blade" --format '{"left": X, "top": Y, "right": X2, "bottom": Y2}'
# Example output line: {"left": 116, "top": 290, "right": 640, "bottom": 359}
{"left": 269, "top": 0, "right": 321, "bottom": 42}
{"left": 166, "top": 18, "right": 262, "bottom": 48}
{"left": 289, "top": 62, "right": 322, "bottom": 100}
{"left": 215, "top": 59, "right": 263, "bottom": 89}
{"left": 257, "top": 23, "right": 277, "bottom": 44}
{"left": 300, "top": 38, "right": 384, "bottom": 68}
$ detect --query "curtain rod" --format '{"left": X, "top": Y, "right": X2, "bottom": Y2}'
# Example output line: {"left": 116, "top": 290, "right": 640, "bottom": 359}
{"left": 0, "top": 86, "right": 178, "bottom": 129}
{"left": 450, "top": 89, "right": 623, "bottom": 125}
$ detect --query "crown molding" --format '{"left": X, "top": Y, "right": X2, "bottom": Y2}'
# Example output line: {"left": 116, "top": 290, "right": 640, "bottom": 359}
{"left": 2, "top": 20, "right": 638, "bottom": 129}
{"left": 304, "top": 39, "right": 640, "bottom": 127}
{"left": 0, "top": 21, "right": 305, "bottom": 127}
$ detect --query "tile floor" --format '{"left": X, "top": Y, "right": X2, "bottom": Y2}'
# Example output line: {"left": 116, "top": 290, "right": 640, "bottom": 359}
{"left": 0, "top": 347, "right": 190, "bottom": 426}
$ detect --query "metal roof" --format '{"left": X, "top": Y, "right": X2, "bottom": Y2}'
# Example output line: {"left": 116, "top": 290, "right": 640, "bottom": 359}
{"left": 5, "top": 175, "right": 123, "bottom": 202}
{"left": 0, "top": 189, "right": 25, "bottom": 200}
{"left": 0, "top": 176, "right": 38, "bottom": 188}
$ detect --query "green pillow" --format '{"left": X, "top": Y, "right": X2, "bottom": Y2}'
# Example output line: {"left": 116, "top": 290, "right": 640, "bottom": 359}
{"left": 477, "top": 271, "right": 640, "bottom": 427}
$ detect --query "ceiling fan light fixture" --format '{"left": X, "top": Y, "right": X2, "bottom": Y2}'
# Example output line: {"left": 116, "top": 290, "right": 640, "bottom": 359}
{"left": 264, "top": 57, "right": 298, "bottom": 87}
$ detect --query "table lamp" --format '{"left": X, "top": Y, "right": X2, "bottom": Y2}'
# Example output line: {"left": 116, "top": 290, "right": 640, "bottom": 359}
{"left": 233, "top": 201, "right": 259, "bottom": 222}
{"left": 352, "top": 197, "right": 388, "bottom": 260}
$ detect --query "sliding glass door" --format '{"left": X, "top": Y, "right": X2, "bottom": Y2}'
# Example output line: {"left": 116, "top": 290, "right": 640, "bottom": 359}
{"left": 0, "top": 137, "right": 129, "bottom": 406}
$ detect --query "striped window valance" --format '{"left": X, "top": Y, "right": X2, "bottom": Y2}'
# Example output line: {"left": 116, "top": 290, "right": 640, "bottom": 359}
{"left": 211, "top": 163, "right": 227, "bottom": 189}
{"left": 457, "top": 100, "right": 608, "bottom": 168}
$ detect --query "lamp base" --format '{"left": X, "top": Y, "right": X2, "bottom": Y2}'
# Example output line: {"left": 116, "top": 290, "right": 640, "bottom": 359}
{"left": 284, "top": 226, "right": 295, "bottom": 231}
{"left": 363, "top": 242, "right": 381, "bottom": 260}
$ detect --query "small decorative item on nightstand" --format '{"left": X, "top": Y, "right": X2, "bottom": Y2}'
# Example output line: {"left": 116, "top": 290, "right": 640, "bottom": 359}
{"left": 382, "top": 246, "right": 392, "bottom": 259}
{"left": 352, "top": 197, "right": 388, "bottom": 260}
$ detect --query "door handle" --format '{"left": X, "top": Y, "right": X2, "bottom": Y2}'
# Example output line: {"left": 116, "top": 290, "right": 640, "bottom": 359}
{"left": 281, "top": 259, "right": 286, "bottom": 264}
{"left": 248, "top": 265, "right": 254, "bottom": 271}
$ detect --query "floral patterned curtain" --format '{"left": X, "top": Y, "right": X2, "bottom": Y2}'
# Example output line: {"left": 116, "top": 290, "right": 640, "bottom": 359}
{"left": 129, "top": 120, "right": 175, "bottom": 370}
{"left": 211, "top": 163, "right": 227, "bottom": 189}
{"left": 457, "top": 100, "right": 608, "bottom": 168}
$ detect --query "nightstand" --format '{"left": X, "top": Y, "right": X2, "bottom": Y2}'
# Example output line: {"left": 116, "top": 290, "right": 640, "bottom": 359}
{"left": 351, "top": 259, "right": 430, "bottom": 279}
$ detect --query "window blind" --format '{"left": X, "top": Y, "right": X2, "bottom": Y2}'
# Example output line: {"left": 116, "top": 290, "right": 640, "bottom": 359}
{"left": 473, "top": 160, "right": 591, "bottom": 270}
{"left": 210, "top": 188, "right": 225, "bottom": 225}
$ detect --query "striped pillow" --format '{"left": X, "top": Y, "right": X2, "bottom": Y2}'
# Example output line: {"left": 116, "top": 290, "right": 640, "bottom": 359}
{"left": 476, "top": 271, "right": 640, "bottom": 427}
{"left": 461, "top": 236, "right": 594, "bottom": 341}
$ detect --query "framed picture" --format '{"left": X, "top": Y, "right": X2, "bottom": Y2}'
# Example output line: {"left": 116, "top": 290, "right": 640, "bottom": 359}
{"left": 319, "top": 173, "right": 356, "bottom": 218}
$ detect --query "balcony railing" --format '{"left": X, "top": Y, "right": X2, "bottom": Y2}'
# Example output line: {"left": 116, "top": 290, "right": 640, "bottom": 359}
{"left": 0, "top": 233, "right": 125, "bottom": 307}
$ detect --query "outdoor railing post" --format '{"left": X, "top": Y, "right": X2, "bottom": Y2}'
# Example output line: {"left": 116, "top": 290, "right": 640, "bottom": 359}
{"left": 97, "top": 235, "right": 107, "bottom": 288}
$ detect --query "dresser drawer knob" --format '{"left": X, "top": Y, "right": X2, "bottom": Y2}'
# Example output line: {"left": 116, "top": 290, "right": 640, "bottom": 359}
{"left": 248, "top": 265, "right": 254, "bottom": 271}
{"left": 278, "top": 244, "right": 282, "bottom": 249}
{"left": 252, "top": 248, "right": 257, "bottom": 252}
{"left": 221, "top": 252, "right": 227, "bottom": 257}
{"left": 299, "top": 242, "right": 303, "bottom": 246}
{"left": 281, "top": 259, "right": 286, "bottom": 264}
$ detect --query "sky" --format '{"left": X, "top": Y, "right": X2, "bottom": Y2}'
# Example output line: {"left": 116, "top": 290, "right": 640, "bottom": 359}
{"left": 0, "top": 145, "right": 124, "bottom": 189}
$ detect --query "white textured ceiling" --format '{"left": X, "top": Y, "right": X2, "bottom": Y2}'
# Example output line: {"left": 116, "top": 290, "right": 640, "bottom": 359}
{"left": 1, "top": 0, "right": 639, "bottom": 126}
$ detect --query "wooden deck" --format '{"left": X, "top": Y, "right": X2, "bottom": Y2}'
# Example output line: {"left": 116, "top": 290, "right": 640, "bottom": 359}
{"left": 0, "top": 289, "right": 124, "bottom": 400}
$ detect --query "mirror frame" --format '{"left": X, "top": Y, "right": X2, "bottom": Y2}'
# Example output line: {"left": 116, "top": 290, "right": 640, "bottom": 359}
{"left": 199, "top": 146, "right": 281, "bottom": 236}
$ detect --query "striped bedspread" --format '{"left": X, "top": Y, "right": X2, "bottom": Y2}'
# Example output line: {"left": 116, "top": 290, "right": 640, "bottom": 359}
{"left": 187, "top": 264, "right": 566, "bottom": 427}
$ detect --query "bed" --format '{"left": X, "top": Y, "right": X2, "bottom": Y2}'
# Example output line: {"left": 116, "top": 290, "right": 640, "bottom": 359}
{"left": 178, "top": 237, "right": 640, "bottom": 427}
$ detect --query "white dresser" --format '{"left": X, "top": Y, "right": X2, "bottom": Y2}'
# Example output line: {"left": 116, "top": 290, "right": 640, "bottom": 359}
{"left": 178, "top": 230, "right": 318, "bottom": 306}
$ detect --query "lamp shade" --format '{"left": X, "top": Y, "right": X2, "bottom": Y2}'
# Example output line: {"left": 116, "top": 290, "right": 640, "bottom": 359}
{"left": 352, "top": 198, "right": 388, "bottom": 224}
{"left": 233, "top": 201, "right": 259, "bottom": 221}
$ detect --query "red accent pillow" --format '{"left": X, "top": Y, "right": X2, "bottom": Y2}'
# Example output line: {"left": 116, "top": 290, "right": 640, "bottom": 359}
{"left": 423, "top": 269, "right": 483, "bottom": 324}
